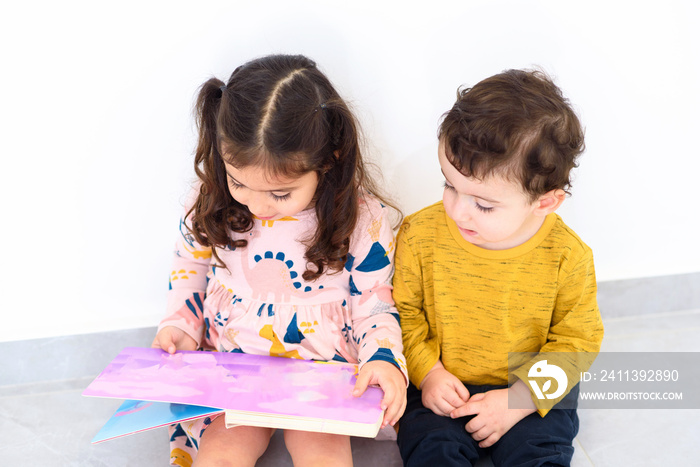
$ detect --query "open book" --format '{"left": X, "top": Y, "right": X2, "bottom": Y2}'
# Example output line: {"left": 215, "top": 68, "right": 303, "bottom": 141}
{"left": 84, "top": 347, "right": 385, "bottom": 441}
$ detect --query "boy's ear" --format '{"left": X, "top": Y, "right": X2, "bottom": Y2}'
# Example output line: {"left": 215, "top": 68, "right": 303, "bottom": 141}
{"left": 534, "top": 189, "right": 566, "bottom": 215}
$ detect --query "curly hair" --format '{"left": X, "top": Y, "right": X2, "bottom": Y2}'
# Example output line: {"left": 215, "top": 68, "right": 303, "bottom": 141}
{"left": 188, "top": 54, "right": 397, "bottom": 281}
{"left": 438, "top": 69, "right": 585, "bottom": 201}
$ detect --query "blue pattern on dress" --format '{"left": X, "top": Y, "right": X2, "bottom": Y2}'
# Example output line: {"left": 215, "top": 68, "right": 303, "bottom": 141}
{"left": 356, "top": 242, "right": 390, "bottom": 272}
{"left": 284, "top": 313, "right": 306, "bottom": 344}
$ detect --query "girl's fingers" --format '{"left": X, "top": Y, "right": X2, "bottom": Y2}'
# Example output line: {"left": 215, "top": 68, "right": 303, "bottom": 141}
{"left": 352, "top": 372, "right": 370, "bottom": 397}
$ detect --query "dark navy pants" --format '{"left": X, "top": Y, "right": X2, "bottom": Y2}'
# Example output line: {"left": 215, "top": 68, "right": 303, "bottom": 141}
{"left": 397, "top": 383, "right": 579, "bottom": 467}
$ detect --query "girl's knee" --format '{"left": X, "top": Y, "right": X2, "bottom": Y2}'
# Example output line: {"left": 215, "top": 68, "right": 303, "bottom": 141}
{"left": 284, "top": 430, "right": 352, "bottom": 466}
{"left": 195, "top": 418, "right": 274, "bottom": 467}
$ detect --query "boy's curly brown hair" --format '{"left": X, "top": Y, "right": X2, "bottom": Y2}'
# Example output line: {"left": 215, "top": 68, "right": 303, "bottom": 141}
{"left": 439, "top": 69, "right": 585, "bottom": 201}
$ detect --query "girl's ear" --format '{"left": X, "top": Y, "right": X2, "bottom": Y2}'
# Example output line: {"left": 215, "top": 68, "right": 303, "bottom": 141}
{"left": 534, "top": 189, "right": 566, "bottom": 215}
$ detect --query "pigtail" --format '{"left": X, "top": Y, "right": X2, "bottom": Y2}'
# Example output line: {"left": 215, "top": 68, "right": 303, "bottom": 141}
{"left": 304, "top": 99, "right": 400, "bottom": 282}
{"left": 187, "top": 78, "right": 252, "bottom": 267}
{"left": 303, "top": 101, "right": 360, "bottom": 280}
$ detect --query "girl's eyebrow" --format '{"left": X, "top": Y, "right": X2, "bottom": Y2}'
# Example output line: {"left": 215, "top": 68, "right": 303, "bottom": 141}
{"left": 441, "top": 170, "right": 501, "bottom": 205}
{"left": 225, "top": 171, "right": 295, "bottom": 192}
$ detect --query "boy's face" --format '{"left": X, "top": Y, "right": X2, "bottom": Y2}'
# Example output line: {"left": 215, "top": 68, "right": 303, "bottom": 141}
{"left": 439, "top": 141, "right": 557, "bottom": 251}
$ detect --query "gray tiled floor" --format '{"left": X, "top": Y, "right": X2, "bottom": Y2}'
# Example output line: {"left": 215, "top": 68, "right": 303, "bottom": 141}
{"left": 2, "top": 310, "right": 699, "bottom": 466}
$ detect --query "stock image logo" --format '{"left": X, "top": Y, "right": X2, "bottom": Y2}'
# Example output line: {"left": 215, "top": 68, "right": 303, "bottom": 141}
{"left": 528, "top": 360, "right": 568, "bottom": 400}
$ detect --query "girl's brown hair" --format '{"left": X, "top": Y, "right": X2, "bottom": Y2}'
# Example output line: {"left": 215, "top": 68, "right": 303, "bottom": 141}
{"left": 439, "top": 69, "right": 585, "bottom": 201}
{"left": 189, "top": 54, "right": 396, "bottom": 281}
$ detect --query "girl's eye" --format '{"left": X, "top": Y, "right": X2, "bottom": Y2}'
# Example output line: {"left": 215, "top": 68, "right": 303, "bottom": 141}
{"left": 228, "top": 178, "right": 244, "bottom": 189}
{"left": 271, "top": 193, "right": 291, "bottom": 202}
{"left": 443, "top": 181, "right": 455, "bottom": 191}
{"left": 475, "top": 202, "right": 494, "bottom": 213}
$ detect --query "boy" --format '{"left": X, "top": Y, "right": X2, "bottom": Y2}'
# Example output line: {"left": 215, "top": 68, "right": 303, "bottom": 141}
{"left": 394, "top": 69, "right": 604, "bottom": 466}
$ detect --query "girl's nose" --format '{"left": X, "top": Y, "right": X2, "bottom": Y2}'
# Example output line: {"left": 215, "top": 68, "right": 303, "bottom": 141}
{"left": 244, "top": 192, "right": 271, "bottom": 217}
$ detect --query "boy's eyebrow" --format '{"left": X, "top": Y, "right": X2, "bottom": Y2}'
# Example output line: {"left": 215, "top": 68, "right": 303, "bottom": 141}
{"left": 441, "top": 171, "right": 501, "bottom": 204}
{"left": 225, "top": 171, "right": 295, "bottom": 192}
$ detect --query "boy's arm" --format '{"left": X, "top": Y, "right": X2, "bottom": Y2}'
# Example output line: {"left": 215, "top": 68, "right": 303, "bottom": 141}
{"left": 392, "top": 220, "right": 441, "bottom": 388}
{"left": 546, "top": 248, "right": 603, "bottom": 354}
{"left": 513, "top": 247, "right": 604, "bottom": 416}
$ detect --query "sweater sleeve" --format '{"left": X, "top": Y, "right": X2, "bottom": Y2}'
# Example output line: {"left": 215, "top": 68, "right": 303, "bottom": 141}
{"left": 392, "top": 218, "right": 440, "bottom": 388}
{"left": 513, "top": 247, "right": 604, "bottom": 416}
{"left": 347, "top": 201, "right": 408, "bottom": 384}
{"left": 157, "top": 199, "right": 212, "bottom": 347}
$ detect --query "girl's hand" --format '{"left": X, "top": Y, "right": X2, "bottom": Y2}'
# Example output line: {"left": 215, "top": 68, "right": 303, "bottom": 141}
{"left": 419, "top": 361, "right": 470, "bottom": 416}
{"left": 151, "top": 326, "right": 198, "bottom": 354}
{"left": 352, "top": 360, "right": 407, "bottom": 428}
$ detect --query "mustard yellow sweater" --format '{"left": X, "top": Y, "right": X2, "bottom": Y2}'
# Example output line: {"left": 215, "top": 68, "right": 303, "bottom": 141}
{"left": 393, "top": 202, "right": 604, "bottom": 414}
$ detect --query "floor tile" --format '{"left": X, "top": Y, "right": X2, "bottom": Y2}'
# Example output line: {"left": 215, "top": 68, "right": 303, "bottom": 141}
{"left": 573, "top": 309, "right": 700, "bottom": 465}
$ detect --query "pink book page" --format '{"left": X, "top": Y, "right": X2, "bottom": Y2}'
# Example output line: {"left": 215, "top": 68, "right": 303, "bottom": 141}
{"left": 83, "top": 347, "right": 384, "bottom": 425}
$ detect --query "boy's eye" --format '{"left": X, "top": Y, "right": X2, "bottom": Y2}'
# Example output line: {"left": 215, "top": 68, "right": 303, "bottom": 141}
{"left": 444, "top": 181, "right": 493, "bottom": 212}
{"left": 475, "top": 202, "right": 494, "bottom": 213}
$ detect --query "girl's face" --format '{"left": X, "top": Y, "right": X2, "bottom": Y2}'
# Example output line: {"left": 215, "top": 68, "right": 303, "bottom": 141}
{"left": 223, "top": 162, "right": 319, "bottom": 220}
{"left": 439, "top": 140, "right": 554, "bottom": 251}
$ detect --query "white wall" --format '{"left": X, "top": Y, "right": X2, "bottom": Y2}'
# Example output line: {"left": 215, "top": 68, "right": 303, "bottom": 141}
{"left": 2, "top": 0, "right": 699, "bottom": 342}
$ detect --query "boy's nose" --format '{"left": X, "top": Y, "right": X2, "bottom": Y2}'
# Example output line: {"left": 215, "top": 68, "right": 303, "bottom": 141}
{"left": 454, "top": 198, "right": 472, "bottom": 222}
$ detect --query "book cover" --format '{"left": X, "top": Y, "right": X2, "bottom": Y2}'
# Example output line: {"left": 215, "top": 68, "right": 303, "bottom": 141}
{"left": 84, "top": 347, "right": 385, "bottom": 438}
{"left": 92, "top": 399, "right": 221, "bottom": 444}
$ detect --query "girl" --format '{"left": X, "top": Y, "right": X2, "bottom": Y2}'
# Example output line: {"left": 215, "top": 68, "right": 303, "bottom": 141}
{"left": 151, "top": 54, "right": 407, "bottom": 467}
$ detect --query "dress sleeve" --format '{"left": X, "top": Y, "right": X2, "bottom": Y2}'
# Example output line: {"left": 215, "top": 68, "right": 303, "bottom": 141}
{"left": 392, "top": 218, "right": 440, "bottom": 388}
{"left": 347, "top": 201, "right": 408, "bottom": 384}
{"left": 157, "top": 195, "right": 212, "bottom": 347}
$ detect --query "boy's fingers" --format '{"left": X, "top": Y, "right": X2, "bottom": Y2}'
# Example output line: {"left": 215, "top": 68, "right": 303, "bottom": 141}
{"left": 455, "top": 382, "right": 470, "bottom": 402}
{"left": 451, "top": 399, "right": 480, "bottom": 419}
{"left": 447, "top": 392, "right": 467, "bottom": 408}
{"left": 435, "top": 398, "right": 456, "bottom": 417}
{"left": 479, "top": 432, "right": 500, "bottom": 448}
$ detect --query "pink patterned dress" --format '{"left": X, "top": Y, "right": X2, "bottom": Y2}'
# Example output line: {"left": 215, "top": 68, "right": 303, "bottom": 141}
{"left": 158, "top": 193, "right": 407, "bottom": 466}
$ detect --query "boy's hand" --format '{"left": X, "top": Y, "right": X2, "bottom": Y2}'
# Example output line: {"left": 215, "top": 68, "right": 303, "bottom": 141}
{"left": 420, "top": 361, "right": 470, "bottom": 416}
{"left": 450, "top": 381, "right": 536, "bottom": 448}
{"left": 353, "top": 360, "right": 407, "bottom": 428}
{"left": 151, "top": 326, "right": 198, "bottom": 354}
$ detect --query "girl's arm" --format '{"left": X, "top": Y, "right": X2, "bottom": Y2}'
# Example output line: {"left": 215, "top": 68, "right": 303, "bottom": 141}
{"left": 347, "top": 201, "right": 407, "bottom": 381}
{"left": 155, "top": 201, "right": 212, "bottom": 349}
{"left": 347, "top": 200, "right": 408, "bottom": 426}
